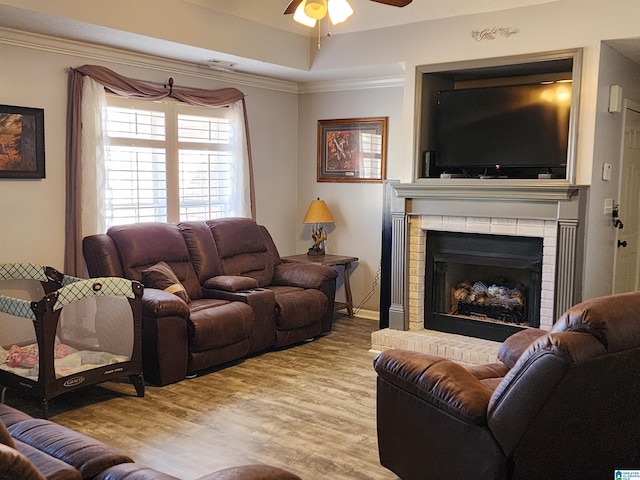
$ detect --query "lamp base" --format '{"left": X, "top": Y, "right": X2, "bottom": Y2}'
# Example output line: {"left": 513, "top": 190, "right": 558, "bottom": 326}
{"left": 307, "top": 246, "right": 326, "bottom": 256}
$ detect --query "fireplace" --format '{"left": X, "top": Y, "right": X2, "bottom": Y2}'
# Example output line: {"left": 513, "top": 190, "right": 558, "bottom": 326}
{"left": 425, "top": 231, "right": 543, "bottom": 342}
{"left": 378, "top": 180, "right": 588, "bottom": 346}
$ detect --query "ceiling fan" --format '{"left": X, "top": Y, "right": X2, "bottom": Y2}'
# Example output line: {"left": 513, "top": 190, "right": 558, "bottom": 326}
{"left": 284, "top": 0, "right": 412, "bottom": 47}
{"left": 283, "top": 0, "right": 412, "bottom": 15}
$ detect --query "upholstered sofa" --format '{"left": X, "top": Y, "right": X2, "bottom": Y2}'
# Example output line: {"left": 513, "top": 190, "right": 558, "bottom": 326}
{"left": 373, "top": 292, "right": 640, "bottom": 480}
{"left": 0, "top": 402, "right": 301, "bottom": 480}
{"left": 83, "top": 218, "right": 337, "bottom": 386}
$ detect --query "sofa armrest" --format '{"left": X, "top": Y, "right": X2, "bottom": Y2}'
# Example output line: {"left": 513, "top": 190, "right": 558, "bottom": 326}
{"left": 203, "top": 275, "right": 259, "bottom": 292}
{"left": 373, "top": 349, "right": 493, "bottom": 425}
{"left": 142, "top": 288, "right": 190, "bottom": 319}
{"left": 273, "top": 263, "right": 337, "bottom": 290}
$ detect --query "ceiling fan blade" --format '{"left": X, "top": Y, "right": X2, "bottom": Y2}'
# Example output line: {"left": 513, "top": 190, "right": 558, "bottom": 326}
{"left": 370, "top": 0, "right": 413, "bottom": 6}
{"left": 283, "top": 0, "right": 304, "bottom": 14}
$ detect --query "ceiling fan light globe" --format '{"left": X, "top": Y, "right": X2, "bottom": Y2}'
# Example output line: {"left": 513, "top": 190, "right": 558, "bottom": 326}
{"left": 293, "top": 1, "right": 317, "bottom": 27}
{"left": 304, "top": 0, "right": 328, "bottom": 19}
{"left": 328, "top": 0, "right": 353, "bottom": 24}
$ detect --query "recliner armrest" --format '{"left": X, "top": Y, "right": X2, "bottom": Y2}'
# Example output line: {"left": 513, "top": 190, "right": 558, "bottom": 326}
{"left": 273, "top": 263, "right": 337, "bottom": 290}
{"left": 373, "top": 349, "right": 494, "bottom": 425}
{"left": 498, "top": 328, "right": 548, "bottom": 368}
{"left": 142, "top": 288, "right": 190, "bottom": 318}
{"left": 203, "top": 275, "right": 259, "bottom": 292}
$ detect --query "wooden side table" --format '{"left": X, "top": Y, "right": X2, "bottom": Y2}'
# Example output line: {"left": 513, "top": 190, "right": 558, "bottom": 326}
{"left": 281, "top": 254, "right": 359, "bottom": 318}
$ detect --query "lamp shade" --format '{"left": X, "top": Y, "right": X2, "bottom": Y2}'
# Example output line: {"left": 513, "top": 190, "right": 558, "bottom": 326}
{"left": 303, "top": 199, "right": 335, "bottom": 224}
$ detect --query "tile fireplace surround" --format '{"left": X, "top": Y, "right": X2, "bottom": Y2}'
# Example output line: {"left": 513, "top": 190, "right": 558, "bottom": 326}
{"left": 372, "top": 180, "right": 588, "bottom": 354}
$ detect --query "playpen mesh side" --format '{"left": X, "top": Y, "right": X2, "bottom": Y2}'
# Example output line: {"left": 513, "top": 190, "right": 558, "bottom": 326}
{"left": 0, "top": 272, "right": 139, "bottom": 382}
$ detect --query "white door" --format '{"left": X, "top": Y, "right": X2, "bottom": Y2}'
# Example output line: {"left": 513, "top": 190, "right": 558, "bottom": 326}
{"left": 613, "top": 102, "right": 640, "bottom": 294}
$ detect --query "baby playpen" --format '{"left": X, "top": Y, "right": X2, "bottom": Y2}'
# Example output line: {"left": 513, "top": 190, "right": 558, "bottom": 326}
{"left": 0, "top": 263, "right": 144, "bottom": 417}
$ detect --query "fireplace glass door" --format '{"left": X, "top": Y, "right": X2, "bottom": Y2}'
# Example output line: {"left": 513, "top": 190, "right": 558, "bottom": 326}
{"left": 425, "top": 231, "right": 543, "bottom": 341}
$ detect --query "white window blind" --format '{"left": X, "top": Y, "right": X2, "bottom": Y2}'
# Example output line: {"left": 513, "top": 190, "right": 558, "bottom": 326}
{"left": 104, "top": 96, "right": 234, "bottom": 227}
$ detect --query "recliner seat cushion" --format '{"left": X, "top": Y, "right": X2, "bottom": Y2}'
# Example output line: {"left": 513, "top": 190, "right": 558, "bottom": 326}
{"left": 269, "top": 288, "right": 327, "bottom": 330}
{"left": 188, "top": 300, "right": 254, "bottom": 352}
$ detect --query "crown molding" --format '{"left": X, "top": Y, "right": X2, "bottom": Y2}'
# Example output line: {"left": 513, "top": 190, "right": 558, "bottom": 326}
{"left": 0, "top": 26, "right": 299, "bottom": 94}
{"left": 0, "top": 26, "right": 406, "bottom": 95}
{"left": 299, "top": 74, "right": 405, "bottom": 94}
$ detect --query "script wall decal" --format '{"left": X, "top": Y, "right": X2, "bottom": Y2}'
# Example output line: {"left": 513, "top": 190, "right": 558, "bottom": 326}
{"left": 471, "top": 27, "right": 520, "bottom": 42}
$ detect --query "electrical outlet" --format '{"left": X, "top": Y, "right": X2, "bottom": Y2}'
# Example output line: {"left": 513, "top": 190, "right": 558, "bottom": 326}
{"left": 604, "top": 198, "right": 614, "bottom": 214}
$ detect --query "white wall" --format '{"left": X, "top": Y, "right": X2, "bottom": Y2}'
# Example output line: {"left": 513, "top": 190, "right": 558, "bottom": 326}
{"left": 0, "top": 32, "right": 300, "bottom": 271}
{"left": 583, "top": 43, "right": 640, "bottom": 299}
{"left": 297, "top": 86, "right": 404, "bottom": 313}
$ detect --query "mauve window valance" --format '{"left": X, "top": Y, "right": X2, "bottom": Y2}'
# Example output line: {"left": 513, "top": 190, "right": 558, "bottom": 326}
{"left": 73, "top": 65, "right": 246, "bottom": 106}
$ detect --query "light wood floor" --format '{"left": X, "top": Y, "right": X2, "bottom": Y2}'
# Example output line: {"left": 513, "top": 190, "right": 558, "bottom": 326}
{"left": 5, "top": 316, "right": 399, "bottom": 480}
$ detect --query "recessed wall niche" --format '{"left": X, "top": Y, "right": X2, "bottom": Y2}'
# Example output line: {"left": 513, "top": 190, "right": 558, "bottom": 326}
{"left": 415, "top": 49, "right": 582, "bottom": 182}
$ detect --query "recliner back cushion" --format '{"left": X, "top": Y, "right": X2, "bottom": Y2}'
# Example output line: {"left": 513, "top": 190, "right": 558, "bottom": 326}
{"left": 551, "top": 291, "right": 640, "bottom": 353}
{"left": 178, "top": 221, "right": 223, "bottom": 282}
{"left": 107, "top": 222, "right": 202, "bottom": 300}
{"left": 207, "top": 218, "right": 274, "bottom": 287}
{"left": 487, "top": 331, "right": 607, "bottom": 455}
{"left": 488, "top": 330, "right": 640, "bottom": 477}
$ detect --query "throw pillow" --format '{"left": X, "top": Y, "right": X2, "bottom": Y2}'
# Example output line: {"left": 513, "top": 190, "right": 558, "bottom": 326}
{"left": 141, "top": 261, "right": 190, "bottom": 303}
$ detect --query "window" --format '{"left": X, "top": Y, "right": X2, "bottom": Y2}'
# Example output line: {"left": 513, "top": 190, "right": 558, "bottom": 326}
{"left": 104, "top": 96, "right": 236, "bottom": 227}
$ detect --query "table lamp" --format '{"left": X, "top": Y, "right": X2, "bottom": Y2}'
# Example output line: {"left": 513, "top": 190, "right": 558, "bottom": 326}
{"left": 303, "top": 197, "right": 335, "bottom": 256}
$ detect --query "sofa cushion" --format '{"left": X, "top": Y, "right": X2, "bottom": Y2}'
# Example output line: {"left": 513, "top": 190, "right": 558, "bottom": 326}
{"left": 551, "top": 291, "right": 640, "bottom": 353}
{"left": 208, "top": 218, "right": 275, "bottom": 287}
{"left": 0, "top": 442, "right": 49, "bottom": 480}
{"left": 188, "top": 300, "right": 254, "bottom": 352}
{"left": 8, "top": 419, "right": 133, "bottom": 479}
{"left": 108, "top": 222, "right": 202, "bottom": 300}
{"left": 142, "top": 261, "right": 190, "bottom": 303}
{"left": 269, "top": 288, "right": 327, "bottom": 330}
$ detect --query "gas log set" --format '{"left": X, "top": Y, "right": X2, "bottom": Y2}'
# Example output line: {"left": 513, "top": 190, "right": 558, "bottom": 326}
{"left": 451, "top": 279, "right": 527, "bottom": 325}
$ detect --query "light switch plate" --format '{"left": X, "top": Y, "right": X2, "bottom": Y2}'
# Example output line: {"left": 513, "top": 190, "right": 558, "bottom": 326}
{"left": 604, "top": 198, "right": 614, "bottom": 214}
{"left": 602, "top": 163, "right": 612, "bottom": 181}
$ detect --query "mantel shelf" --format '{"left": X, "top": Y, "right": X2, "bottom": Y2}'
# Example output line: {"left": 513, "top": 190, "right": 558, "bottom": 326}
{"left": 393, "top": 180, "right": 587, "bottom": 202}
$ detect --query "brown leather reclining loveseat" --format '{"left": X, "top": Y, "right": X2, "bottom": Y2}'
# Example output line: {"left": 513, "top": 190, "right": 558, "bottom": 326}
{"left": 83, "top": 217, "right": 338, "bottom": 386}
{"left": 374, "top": 292, "right": 640, "bottom": 479}
{"left": 0, "top": 403, "right": 301, "bottom": 480}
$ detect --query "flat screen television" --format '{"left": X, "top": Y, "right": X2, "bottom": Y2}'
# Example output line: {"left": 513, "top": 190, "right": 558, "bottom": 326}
{"left": 432, "top": 82, "right": 572, "bottom": 178}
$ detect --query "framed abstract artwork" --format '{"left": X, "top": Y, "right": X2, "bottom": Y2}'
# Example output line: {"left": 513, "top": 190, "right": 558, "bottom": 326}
{"left": 0, "top": 104, "right": 45, "bottom": 179}
{"left": 317, "top": 117, "right": 387, "bottom": 183}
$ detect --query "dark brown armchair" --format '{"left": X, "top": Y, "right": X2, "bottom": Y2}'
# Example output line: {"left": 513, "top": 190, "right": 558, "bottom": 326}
{"left": 374, "top": 292, "right": 640, "bottom": 479}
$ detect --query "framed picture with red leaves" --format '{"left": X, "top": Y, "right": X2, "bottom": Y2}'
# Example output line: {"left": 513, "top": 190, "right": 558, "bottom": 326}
{"left": 317, "top": 117, "right": 387, "bottom": 183}
{"left": 0, "top": 104, "right": 45, "bottom": 179}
